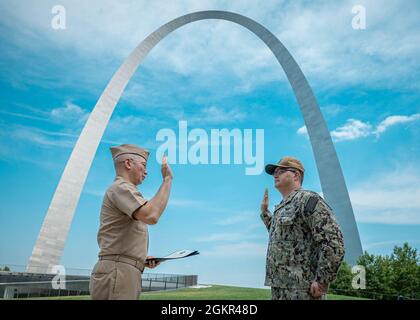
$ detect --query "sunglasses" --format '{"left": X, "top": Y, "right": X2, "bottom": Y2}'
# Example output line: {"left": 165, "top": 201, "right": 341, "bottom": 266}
{"left": 274, "top": 168, "right": 297, "bottom": 175}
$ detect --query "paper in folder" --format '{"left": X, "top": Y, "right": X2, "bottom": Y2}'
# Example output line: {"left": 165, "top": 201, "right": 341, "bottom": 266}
{"left": 146, "top": 249, "right": 199, "bottom": 263}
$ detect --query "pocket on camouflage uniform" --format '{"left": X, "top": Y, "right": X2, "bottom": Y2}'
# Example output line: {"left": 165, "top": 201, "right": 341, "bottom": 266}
{"left": 271, "top": 240, "right": 295, "bottom": 265}
{"left": 273, "top": 240, "right": 308, "bottom": 265}
{"left": 279, "top": 216, "right": 300, "bottom": 240}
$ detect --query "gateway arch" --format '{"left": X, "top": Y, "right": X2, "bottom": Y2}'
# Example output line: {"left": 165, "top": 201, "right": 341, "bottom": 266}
{"left": 27, "top": 10, "right": 363, "bottom": 273}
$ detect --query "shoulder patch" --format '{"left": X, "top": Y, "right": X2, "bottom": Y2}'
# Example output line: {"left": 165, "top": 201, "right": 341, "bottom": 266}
{"left": 304, "top": 195, "right": 319, "bottom": 215}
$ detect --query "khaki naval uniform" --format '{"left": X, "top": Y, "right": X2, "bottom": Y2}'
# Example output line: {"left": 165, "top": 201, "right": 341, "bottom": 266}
{"left": 261, "top": 188, "right": 345, "bottom": 300}
{"left": 90, "top": 176, "right": 148, "bottom": 300}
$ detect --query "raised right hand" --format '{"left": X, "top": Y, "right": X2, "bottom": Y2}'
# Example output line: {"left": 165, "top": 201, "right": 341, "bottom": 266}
{"left": 161, "top": 155, "right": 173, "bottom": 181}
{"left": 260, "top": 188, "right": 269, "bottom": 213}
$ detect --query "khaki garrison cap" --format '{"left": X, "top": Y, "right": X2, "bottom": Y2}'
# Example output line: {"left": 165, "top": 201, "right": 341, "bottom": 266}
{"left": 110, "top": 144, "right": 150, "bottom": 161}
{"left": 265, "top": 156, "right": 305, "bottom": 176}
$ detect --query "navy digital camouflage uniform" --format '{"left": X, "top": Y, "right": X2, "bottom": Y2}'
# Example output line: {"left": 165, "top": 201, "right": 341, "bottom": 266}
{"left": 261, "top": 188, "right": 345, "bottom": 300}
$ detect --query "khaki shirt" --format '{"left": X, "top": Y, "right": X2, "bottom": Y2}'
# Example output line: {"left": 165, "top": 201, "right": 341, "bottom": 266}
{"left": 260, "top": 189, "right": 345, "bottom": 289}
{"left": 97, "top": 176, "right": 149, "bottom": 261}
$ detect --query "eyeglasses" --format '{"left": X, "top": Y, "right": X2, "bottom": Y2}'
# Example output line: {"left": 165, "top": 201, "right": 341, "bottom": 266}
{"left": 274, "top": 168, "right": 297, "bottom": 175}
{"left": 128, "top": 158, "right": 147, "bottom": 169}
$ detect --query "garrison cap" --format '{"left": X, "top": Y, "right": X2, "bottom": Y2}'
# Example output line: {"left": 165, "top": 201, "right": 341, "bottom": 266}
{"left": 110, "top": 144, "right": 149, "bottom": 161}
{"left": 265, "top": 156, "right": 305, "bottom": 176}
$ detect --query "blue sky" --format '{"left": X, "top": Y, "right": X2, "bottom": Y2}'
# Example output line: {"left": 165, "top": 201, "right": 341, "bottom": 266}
{"left": 0, "top": 0, "right": 419, "bottom": 288}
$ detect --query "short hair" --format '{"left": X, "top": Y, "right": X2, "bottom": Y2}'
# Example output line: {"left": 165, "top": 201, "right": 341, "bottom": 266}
{"left": 298, "top": 171, "right": 304, "bottom": 184}
{"left": 293, "top": 169, "right": 304, "bottom": 184}
{"left": 113, "top": 154, "right": 145, "bottom": 171}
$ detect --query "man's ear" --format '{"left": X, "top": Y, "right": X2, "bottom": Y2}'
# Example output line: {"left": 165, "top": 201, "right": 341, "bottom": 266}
{"left": 298, "top": 172, "right": 304, "bottom": 184}
{"left": 124, "top": 159, "right": 131, "bottom": 170}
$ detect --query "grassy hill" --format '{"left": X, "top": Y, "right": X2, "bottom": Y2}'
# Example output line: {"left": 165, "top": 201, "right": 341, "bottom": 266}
{"left": 140, "top": 285, "right": 367, "bottom": 300}
{"left": 23, "top": 285, "right": 368, "bottom": 300}
{"left": 141, "top": 285, "right": 271, "bottom": 300}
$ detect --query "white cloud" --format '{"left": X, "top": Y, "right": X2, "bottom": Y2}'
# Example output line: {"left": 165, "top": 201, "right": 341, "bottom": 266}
{"left": 349, "top": 167, "right": 420, "bottom": 225}
{"left": 375, "top": 114, "right": 420, "bottom": 135}
{"left": 185, "top": 105, "right": 247, "bottom": 125}
{"left": 107, "top": 115, "right": 147, "bottom": 133}
{"left": 0, "top": 110, "right": 49, "bottom": 122}
{"left": 50, "top": 102, "right": 89, "bottom": 124}
{"left": 1, "top": 103, "right": 89, "bottom": 125}
{"left": 330, "top": 119, "right": 372, "bottom": 142}
{"left": 297, "top": 125, "right": 307, "bottom": 135}
{"left": 2, "top": 0, "right": 419, "bottom": 93}
{"left": 4, "top": 125, "right": 76, "bottom": 149}
{"left": 0, "top": 121, "right": 125, "bottom": 156}
{"left": 297, "top": 113, "right": 420, "bottom": 142}
{"left": 278, "top": 1, "right": 420, "bottom": 89}
{"left": 321, "top": 104, "right": 344, "bottom": 117}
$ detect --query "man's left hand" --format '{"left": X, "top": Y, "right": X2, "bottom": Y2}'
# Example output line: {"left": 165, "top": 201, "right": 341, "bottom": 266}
{"left": 310, "top": 281, "right": 328, "bottom": 299}
{"left": 145, "top": 256, "right": 161, "bottom": 269}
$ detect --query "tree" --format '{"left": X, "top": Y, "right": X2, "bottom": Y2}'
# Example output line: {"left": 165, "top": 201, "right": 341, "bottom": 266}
{"left": 390, "top": 243, "right": 419, "bottom": 299}
{"left": 331, "top": 242, "right": 420, "bottom": 299}
{"left": 330, "top": 261, "right": 354, "bottom": 294}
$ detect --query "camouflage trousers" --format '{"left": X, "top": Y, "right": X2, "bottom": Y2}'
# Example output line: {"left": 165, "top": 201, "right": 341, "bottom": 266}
{"left": 271, "top": 287, "right": 326, "bottom": 300}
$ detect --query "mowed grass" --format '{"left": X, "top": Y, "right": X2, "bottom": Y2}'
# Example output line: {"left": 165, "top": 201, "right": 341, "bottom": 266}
{"left": 22, "top": 285, "right": 368, "bottom": 300}
{"left": 140, "top": 285, "right": 270, "bottom": 300}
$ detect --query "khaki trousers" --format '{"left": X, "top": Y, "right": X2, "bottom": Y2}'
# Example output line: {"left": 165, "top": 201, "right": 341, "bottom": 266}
{"left": 90, "top": 260, "right": 142, "bottom": 300}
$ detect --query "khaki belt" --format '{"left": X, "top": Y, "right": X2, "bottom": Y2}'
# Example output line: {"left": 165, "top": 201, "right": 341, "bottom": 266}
{"left": 99, "top": 254, "right": 145, "bottom": 272}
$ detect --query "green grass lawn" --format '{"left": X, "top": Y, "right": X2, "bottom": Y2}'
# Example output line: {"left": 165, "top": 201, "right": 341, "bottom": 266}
{"left": 141, "top": 285, "right": 271, "bottom": 300}
{"left": 22, "top": 285, "right": 368, "bottom": 300}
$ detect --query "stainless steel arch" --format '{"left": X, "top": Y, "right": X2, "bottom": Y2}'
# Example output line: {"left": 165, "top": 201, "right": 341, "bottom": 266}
{"left": 27, "top": 10, "right": 362, "bottom": 273}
